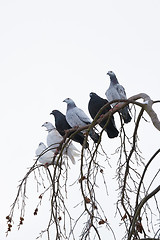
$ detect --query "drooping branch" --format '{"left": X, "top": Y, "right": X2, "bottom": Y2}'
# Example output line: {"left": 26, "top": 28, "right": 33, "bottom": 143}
{"left": 128, "top": 185, "right": 160, "bottom": 240}
{"left": 128, "top": 93, "right": 160, "bottom": 131}
{"left": 135, "top": 148, "right": 160, "bottom": 207}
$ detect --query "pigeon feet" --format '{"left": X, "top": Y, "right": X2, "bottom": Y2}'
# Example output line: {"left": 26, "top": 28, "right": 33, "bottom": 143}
{"left": 64, "top": 129, "right": 70, "bottom": 135}
{"left": 113, "top": 104, "right": 120, "bottom": 110}
{"left": 44, "top": 163, "right": 49, "bottom": 168}
{"left": 73, "top": 126, "right": 79, "bottom": 130}
{"left": 54, "top": 148, "right": 59, "bottom": 156}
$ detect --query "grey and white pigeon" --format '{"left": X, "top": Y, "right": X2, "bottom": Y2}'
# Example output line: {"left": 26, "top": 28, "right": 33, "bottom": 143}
{"left": 63, "top": 98, "right": 100, "bottom": 143}
{"left": 42, "top": 122, "right": 80, "bottom": 164}
{"left": 35, "top": 142, "right": 54, "bottom": 165}
{"left": 105, "top": 71, "right": 132, "bottom": 123}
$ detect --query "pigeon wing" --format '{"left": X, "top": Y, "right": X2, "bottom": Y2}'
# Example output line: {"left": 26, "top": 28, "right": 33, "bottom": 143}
{"left": 74, "top": 107, "right": 91, "bottom": 124}
{"left": 116, "top": 84, "right": 127, "bottom": 99}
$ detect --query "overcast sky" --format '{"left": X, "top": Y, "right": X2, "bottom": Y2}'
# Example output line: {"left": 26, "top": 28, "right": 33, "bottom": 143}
{"left": 1, "top": 1, "right": 160, "bottom": 239}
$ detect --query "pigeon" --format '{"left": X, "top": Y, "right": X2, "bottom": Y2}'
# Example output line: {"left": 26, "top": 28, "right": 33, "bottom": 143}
{"left": 50, "top": 110, "right": 89, "bottom": 148}
{"left": 35, "top": 142, "right": 55, "bottom": 166}
{"left": 105, "top": 71, "right": 132, "bottom": 123}
{"left": 63, "top": 98, "right": 100, "bottom": 143}
{"left": 88, "top": 92, "right": 119, "bottom": 138}
{"left": 42, "top": 122, "right": 80, "bottom": 164}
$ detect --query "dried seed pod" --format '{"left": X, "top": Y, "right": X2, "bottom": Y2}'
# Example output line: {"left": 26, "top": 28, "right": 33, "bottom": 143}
{"left": 79, "top": 176, "right": 86, "bottom": 183}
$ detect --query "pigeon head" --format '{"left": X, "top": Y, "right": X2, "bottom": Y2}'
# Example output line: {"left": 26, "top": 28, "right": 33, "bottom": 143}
{"left": 38, "top": 142, "right": 46, "bottom": 149}
{"left": 63, "top": 98, "right": 73, "bottom": 104}
{"left": 107, "top": 71, "right": 115, "bottom": 77}
{"left": 50, "top": 110, "right": 58, "bottom": 116}
{"left": 89, "top": 92, "right": 98, "bottom": 99}
{"left": 107, "top": 71, "right": 118, "bottom": 84}
{"left": 63, "top": 98, "right": 76, "bottom": 108}
{"left": 41, "top": 122, "right": 55, "bottom": 131}
{"left": 39, "top": 142, "right": 45, "bottom": 146}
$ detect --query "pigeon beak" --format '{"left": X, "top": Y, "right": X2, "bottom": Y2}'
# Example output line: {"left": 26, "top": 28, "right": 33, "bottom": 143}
{"left": 41, "top": 124, "right": 44, "bottom": 127}
{"left": 63, "top": 99, "right": 66, "bottom": 103}
{"left": 50, "top": 112, "right": 52, "bottom": 115}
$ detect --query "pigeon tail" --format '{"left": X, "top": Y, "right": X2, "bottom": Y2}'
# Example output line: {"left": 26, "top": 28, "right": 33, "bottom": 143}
{"left": 69, "top": 131, "right": 89, "bottom": 148}
{"left": 89, "top": 129, "right": 100, "bottom": 143}
{"left": 99, "top": 117, "right": 119, "bottom": 138}
{"left": 64, "top": 141, "right": 80, "bottom": 164}
{"left": 66, "top": 147, "right": 80, "bottom": 164}
{"left": 121, "top": 107, "right": 132, "bottom": 123}
{"left": 105, "top": 125, "right": 119, "bottom": 138}
{"left": 67, "top": 141, "right": 80, "bottom": 153}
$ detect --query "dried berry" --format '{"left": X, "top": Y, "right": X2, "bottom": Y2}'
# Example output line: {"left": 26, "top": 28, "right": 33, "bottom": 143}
{"left": 121, "top": 213, "right": 127, "bottom": 221}
{"left": 84, "top": 197, "right": 91, "bottom": 204}
{"left": 79, "top": 176, "right": 86, "bottom": 183}
{"left": 99, "top": 219, "right": 105, "bottom": 225}
{"left": 34, "top": 208, "right": 38, "bottom": 215}
{"left": 136, "top": 221, "right": 143, "bottom": 233}
{"left": 92, "top": 203, "right": 98, "bottom": 209}
{"left": 58, "top": 216, "right": 62, "bottom": 221}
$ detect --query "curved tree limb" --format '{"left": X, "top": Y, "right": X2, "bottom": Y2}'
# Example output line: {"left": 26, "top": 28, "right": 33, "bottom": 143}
{"left": 128, "top": 185, "right": 160, "bottom": 240}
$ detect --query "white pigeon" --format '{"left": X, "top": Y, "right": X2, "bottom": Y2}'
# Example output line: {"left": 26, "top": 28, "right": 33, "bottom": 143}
{"left": 105, "top": 71, "right": 132, "bottom": 123}
{"left": 35, "top": 142, "right": 54, "bottom": 165}
{"left": 42, "top": 122, "right": 80, "bottom": 164}
{"left": 63, "top": 98, "right": 99, "bottom": 143}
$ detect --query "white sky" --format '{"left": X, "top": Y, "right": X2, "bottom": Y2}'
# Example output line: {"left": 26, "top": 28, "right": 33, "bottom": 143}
{"left": 1, "top": 1, "right": 160, "bottom": 239}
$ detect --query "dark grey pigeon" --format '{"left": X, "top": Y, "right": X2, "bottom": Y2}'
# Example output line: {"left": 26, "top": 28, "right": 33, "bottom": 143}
{"left": 88, "top": 92, "right": 119, "bottom": 138}
{"left": 63, "top": 98, "right": 100, "bottom": 143}
{"left": 105, "top": 71, "right": 132, "bottom": 123}
{"left": 50, "top": 110, "right": 89, "bottom": 148}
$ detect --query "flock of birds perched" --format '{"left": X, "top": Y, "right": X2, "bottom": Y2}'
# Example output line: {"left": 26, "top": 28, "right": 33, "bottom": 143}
{"left": 35, "top": 71, "right": 132, "bottom": 166}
